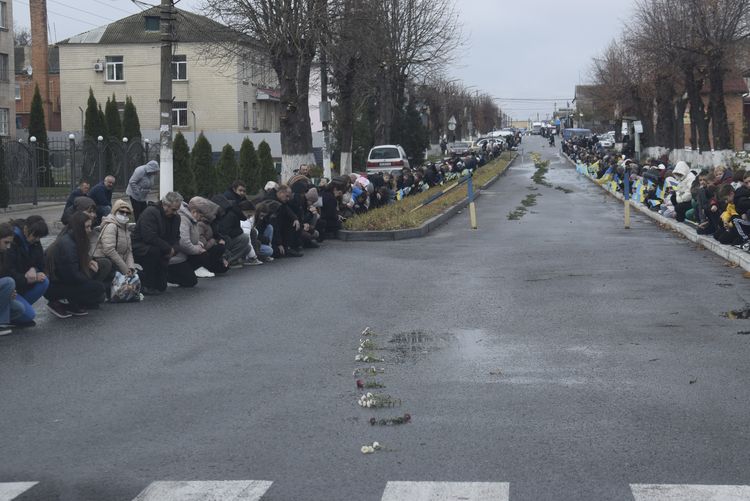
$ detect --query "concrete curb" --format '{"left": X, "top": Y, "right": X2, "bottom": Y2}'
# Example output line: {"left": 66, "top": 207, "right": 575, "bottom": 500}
{"left": 337, "top": 154, "right": 519, "bottom": 241}
{"left": 562, "top": 153, "right": 750, "bottom": 272}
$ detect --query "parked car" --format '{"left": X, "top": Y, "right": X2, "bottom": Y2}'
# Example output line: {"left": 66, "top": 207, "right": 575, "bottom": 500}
{"left": 598, "top": 133, "right": 615, "bottom": 149}
{"left": 366, "top": 145, "right": 410, "bottom": 174}
{"left": 448, "top": 141, "right": 471, "bottom": 156}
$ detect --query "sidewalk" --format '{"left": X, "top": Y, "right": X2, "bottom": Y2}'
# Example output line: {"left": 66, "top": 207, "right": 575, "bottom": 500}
{"left": 563, "top": 154, "right": 750, "bottom": 273}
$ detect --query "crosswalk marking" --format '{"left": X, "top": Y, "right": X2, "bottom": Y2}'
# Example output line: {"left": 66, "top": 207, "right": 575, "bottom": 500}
{"left": 631, "top": 484, "right": 750, "bottom": 500}
{"left": 381, "top": 481, "right": 510, "bottom": 501}
{"left": 0, "top": 482, "right": 38, "bottom": 501}
{"left": 131, "top": 480, "right": 273, "bottom": 501}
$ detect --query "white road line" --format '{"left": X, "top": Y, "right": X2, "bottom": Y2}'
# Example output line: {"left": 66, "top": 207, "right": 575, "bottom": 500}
{"left": 381, "top": 481, "right": 510, "bottom": 501}
{"left": 0, "top": 482, "right": 38, "bottom": 501}
{"left": 131, "top": 480, "right": 273, "bottom": 501}
{"left": 631, "top": 484, "right": 750, "bottom": 500}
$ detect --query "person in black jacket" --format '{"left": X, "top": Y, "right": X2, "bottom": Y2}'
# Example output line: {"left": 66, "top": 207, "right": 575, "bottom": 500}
{"left": 63, "top": 180, "right": 90, "bottom": 213}
{"left": 4, "top": 216, "right": 49, "bottom": 325}
{"left": 131, "top": 192, "right": 183, "bottom": 295}
{"left": 44, "top": 212, "right": 108, "bottom": 318}
{"left": 212, "top": 180, "right": 251, "bottom": 266}
{"left": 319, "top": 180, "right": 345, "bottom": 239}
{"left": 271, "top": 185, "right": 303, "bottom": 257}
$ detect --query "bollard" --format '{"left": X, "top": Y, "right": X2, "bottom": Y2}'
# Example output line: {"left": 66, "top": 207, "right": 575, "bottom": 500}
{"left": 624, "top": 171, "right": 631, "bottom": 229}
{"left": 468, "top": 176, "right": 477, "bottom": 230}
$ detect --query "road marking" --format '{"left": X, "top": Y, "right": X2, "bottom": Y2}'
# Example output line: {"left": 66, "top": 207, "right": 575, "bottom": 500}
{"left": 631, "top": 484, "right": 750, "bottom": 500}
{"left": 381, "top": 481, "right": 509, "bottom": 501}
{"left": 0, "top": 482, "right": 38, "bottom": 501}
{"left": 131, "top": 480, "right": 273, "bottom": 501}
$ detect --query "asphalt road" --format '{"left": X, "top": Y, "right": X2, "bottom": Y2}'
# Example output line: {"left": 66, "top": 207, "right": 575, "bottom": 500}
{"left": 2, "top": 136, "right": 750, "bottom": 501}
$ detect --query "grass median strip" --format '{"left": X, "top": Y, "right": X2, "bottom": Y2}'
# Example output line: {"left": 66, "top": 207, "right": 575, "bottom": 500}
{"left": 344, "top": 153, "right": 514, "bottom": 231}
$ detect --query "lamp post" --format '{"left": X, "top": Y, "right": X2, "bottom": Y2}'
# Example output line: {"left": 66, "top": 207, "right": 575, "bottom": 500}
{"left": 68, "top": 133, "right": 76, "bottom": 191}
{"left": 29, "top": 136, "right": 38, "bottom": 206}
{"left": 97, "top": 135, "right": 104, "bottom": 182}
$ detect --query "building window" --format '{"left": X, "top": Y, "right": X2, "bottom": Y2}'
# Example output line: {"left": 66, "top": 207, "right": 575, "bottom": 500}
{"left": 252, "top": 102, "right": 258, "bottom": 130}
{"left": 171, "top": 55, "right": 187, "bottom": 81}
{"left": 144, "top": 16, "right": 160, "bottom": 32}
{"left": 172, "top": 101, "right": 187, "bottom": 127}
{"left": 14, "top": 83, "right": 20, "bottom": 100}
{"left": 0, "top": 2, "right": 7, "bottom": 29}
{"left": 0, "top": 53, "right": 8, "bottom": 82}
{"left": 0, "top": 108, "right": 9, "bottom": 136}
{"left": 243, "top": 102, "right": 249, "bottom": 129}
{"left": 106, "top": 56, "right": 124, "bottom": 81}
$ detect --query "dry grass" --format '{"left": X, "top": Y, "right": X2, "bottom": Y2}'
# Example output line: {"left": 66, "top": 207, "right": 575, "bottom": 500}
{"left": 344, "top": 152, "right": 515, "bottom": 231}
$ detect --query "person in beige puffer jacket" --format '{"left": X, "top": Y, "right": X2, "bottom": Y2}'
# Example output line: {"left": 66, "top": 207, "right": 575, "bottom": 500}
{"left": 91, "top": 199, "right": 135, "bottom": 276}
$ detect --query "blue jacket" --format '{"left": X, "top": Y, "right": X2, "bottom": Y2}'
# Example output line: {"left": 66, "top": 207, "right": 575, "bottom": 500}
{"left": 88, "top": 182, "right": 113, "bottom": 208}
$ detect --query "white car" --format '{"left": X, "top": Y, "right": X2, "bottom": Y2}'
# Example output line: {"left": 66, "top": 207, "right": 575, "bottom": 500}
{"left": 366, "top": 145, "right": 410, "bottom": 174}
{"left": 598, "top": 134, "right": 615, "bottom": 148}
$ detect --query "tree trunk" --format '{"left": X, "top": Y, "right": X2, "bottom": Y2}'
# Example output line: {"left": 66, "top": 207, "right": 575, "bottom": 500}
{"left": 334, "top": 57, "right": 357, "bottom": 175}
{"left": 655, "top": 78, "right": 676, "bottom": 148}
{"left": 685, "top": 68, "right": 710, "bottom": 152}
{"left": 674, "top": 97, "right": 687, "bottom": 150}
{"left": 275, "top": 51, "right": 315, "bottom": 181}
{"left": 708, "top": 62, "right": 732, "bottom": 150}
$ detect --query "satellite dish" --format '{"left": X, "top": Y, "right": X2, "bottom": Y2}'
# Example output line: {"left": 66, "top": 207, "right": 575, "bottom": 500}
{"left": 25, "top": 66, "right": 32, "bottom": 76}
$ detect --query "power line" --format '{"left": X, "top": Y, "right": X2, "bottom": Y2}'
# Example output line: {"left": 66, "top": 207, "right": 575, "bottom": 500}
{"left": 14, "top": 0, "right": 104, "bottom": 29}
{"left": 47, "top": 0, "right": 121, "bottom": 22}
{"left": 493, "top": 97, "right": 572, "bottom": 102}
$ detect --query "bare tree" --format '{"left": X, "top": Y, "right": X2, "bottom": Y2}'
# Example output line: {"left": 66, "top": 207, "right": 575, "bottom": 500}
{"left": 14, "top": 24, "right": 31, "bottom": 47}
{"left": 369, "top": 0, "right": 463, "bottom": 145}
{"left": 201, "top": 0, "right": 327, "bottom": 180}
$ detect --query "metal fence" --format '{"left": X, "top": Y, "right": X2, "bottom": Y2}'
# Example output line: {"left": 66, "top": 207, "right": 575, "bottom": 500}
{"left": 1, "top": 137, "right": 159, "bottom": 205}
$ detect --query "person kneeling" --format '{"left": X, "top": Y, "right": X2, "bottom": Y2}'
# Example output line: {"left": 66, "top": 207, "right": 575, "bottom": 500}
{"left": 44, "top": 212, "right": 107, "bottom": 318}
{"left": 131, "top": 192, "right": 188, "bottom": 295}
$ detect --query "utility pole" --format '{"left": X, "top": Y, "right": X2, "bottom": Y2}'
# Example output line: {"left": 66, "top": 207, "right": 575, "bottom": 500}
{"left": 159, "top": 0, "right": 174, "bottom": 197}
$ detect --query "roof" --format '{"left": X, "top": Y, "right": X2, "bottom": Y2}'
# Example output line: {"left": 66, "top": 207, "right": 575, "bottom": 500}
{"left": 58, "top": 7, "right": 243, "bottom": 45}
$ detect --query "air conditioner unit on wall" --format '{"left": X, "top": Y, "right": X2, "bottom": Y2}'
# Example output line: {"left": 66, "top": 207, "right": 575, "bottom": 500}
{"left": 94, "top": 62, "right": 104, "bottom": 72}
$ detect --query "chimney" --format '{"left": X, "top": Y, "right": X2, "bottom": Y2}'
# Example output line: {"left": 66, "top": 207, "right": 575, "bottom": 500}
{"left": 29, "top": 0, "right": 51, "bottom": 130}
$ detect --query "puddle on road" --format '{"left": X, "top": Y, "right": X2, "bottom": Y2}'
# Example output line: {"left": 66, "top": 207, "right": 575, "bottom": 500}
{"left": 722, "top": 307, "right": 750, "bottom": 320}
{"left": 387, "top": 328, "right": 489, "bottom": 363}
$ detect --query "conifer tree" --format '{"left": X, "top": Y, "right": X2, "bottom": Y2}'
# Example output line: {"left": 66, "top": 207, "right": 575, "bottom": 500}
{"left": 173, "top": 132, "right": 194, "bottom": 199}
{"left": 191, "top": 133, "right": 214, "bottom": 197}
{"left": 122, "top": 96, "right": 142, "bottom": 140}
{"left": 105, "top": 93, "right": 122, "bottom": 139}
{"left": 257, "top": 140, "right": 277, "bottom": 186}
{"left": 29, "top": 84, "right": 53, "bottom": 186}
{"left": 97, "top": 104, "right": 107, "bottom": 138}
{"left": 84, "top": 88, "right": 101, "bottom": 139}
{"left": 239, "top": 138, "right": 260, "bottom": 194}
{"left": 215, "top": 143, "right": 238, "bottom": 194}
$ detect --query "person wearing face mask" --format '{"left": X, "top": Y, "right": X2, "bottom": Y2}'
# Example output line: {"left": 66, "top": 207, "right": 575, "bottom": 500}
{"left": 91, "top": 199, "right": 136, "bottom": 280}
{"left": 3, "top": 216, "right": 49, "bottom": 327}
{"left": 44, "top": 211, "right": 108, "bottom": 319}
{"left": 0, "top": 223, "right": 30, "bottom": 334}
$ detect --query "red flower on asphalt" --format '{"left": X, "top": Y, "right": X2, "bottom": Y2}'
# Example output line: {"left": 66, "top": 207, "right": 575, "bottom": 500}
{"left": 356, "top": 379, "right": 364, "bottom": 389}
{"left": 403, "top": 413, "right": 411, "bottom": 423}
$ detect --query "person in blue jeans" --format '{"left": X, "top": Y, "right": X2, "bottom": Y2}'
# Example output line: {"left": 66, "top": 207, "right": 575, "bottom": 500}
{"left": 0, "top": 223, "right": 29, "bottom": 334}
{"left": 3, "top": 216, "right": 49, "bottom": 327}
{"left": 0, "top": 216, "right": 49, "bottom": 326}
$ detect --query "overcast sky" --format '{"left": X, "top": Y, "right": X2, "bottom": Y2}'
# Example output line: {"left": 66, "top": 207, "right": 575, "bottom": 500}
{"left": 13, "top": 0, "right": 637, "bottom": 121}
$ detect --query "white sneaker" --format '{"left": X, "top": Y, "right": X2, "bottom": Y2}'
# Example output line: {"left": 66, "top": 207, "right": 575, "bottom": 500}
{"left": 194, "top": 266, "right": 215, "bottom": 278}
{"left": 244, "top": 258, "right": 263, "bottom": 266}
{"left": 0, "top": 328, "right": 11, "bottom": 336}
